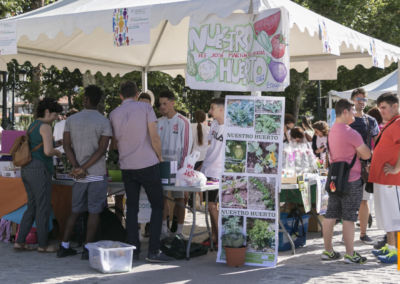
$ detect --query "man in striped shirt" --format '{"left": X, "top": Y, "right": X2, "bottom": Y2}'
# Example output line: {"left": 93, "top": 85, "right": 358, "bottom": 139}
{"left": 158, "top": 91, "right": 192, "bottom": 238}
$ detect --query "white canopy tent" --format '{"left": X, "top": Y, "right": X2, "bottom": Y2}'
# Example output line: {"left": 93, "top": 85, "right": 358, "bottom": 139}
{"left": 329, "top": 69, "right": 399, "bottom": 102}
{"left": 0, "top": 0, "right": 400, "bottom": 92}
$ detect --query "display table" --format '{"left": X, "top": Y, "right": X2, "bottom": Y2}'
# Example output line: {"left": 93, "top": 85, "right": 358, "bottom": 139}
{"left": 279, "top": 178, "right": 324, "bottom": 254}
{"left": 0, "top": 177, "right": 27, "bottom": 217}
{"left": 53, "top": 179, "right": 219, "bottom": 259}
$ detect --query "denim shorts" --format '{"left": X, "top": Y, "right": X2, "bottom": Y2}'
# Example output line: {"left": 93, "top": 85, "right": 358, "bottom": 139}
{"left": 325, "top": 179, "right": 363, "bottom": 222}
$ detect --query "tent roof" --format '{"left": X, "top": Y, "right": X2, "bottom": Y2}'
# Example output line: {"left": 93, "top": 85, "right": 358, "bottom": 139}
{"left": 1, "top": 0, "right": 400, "bottom": 77}
{"left": 329, "top": 70, "right": 398, "bottom": 101}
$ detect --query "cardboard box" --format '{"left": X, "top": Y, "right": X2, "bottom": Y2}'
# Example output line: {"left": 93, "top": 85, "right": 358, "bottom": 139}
{"left": 308, "top": 212, "right": 324, "bottom": 232}
{"left": 2, "top": 169, "right": 21, "bottom": 178}
{"left": 159, "top": 161, "right": 177, "bottom": 185}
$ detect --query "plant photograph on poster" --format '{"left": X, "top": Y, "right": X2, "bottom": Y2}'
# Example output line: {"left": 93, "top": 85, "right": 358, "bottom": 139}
{"left": 246, "top": 142, "right": 279, "bottom": 174}
{"left": 248, "top": 176, "right": 275, "bottom": 210}
{"left": 225, "top": 140, "right": 247, "bottom": 173}
{"left": 226, "top": 99, "right": 255, "bottom": 128}
{"left": 255, "top": 99, "right": 282, "bottom": 114}
{"left": 255, "top": 114, "right": 281, "bottom": 134}
{"left": 221, "top": 176, "right": 248, "bottom": 209}
{"left": 246, "top": 218, "right": 275, "bottom": 253}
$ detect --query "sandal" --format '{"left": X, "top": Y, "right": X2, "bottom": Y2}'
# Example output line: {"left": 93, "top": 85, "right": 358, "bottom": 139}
{"left": 13, "top": 242, "right": 26, "bottom": 251}
{"left": 37, "top": 245, "right": 57, "bottom": 253}
{"left": 13, "top": 243, "right": 36, "bottom": 251}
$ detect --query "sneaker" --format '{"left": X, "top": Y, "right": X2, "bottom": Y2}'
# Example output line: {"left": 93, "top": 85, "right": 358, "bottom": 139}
{"left": 360, "top": 235, "right": 374, "bottom": 245}
{"left": 321, "top": 250, "right": 341, "bottom": 261}
{"left": 81, "top": 247, "right": 89, "bottom": 260}
{"left": 174, "top": 233, "right": 188, "bottom": 240}
{"left": 372, "top": 244, "right": 390, "bottom": 257}
{"left": 344, "top": 252, "right": 367, "bottom": 264}
{"left": 145, "top": 250, "right": 174, "bottom": 263}
{"left": 374, "top": 236, "right": 387, "bottom": 250}
{"left": 57, "top": 245, "right": 77, "bottom": 258}
{"left": 160, "top": 230, "right": 173, "bottom": 240}
{"left": 378, "top": 250, "right": 397, "bottom": 264}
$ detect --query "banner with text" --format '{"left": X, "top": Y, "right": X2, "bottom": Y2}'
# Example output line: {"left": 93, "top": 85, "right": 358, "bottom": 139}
{"left": 186, "top": 8, "right": 289, "bottom": 92}
{"left": 217, "top": 95, "right": 285, "bottom": 267}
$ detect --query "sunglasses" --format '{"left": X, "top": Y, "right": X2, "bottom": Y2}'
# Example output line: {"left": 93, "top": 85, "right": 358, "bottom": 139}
{"left": 355, "top": 97, "right": 368, "bottom": 102}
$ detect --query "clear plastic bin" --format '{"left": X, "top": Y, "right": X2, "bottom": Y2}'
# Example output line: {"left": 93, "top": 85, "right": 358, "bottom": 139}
{"left": 86, "top": 241, "right": 136, "bottom": 273}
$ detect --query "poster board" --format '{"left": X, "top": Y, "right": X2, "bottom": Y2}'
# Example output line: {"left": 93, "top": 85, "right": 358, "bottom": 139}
{"left": 186, "top": 8, "right": 289, "bottom": 92}
{"left": 217, "top": 95, "right": 285, "bottom": 267}
{"left": 113, "top": 7, "right": 150, "bottom": 46}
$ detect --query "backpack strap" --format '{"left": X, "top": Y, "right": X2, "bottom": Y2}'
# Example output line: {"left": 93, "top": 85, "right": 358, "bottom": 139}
{"left": 374, "top": 115, "right": 400, "bottom": 148}
{"left": 27, "top": 121, "right": 43, "bottom": 152}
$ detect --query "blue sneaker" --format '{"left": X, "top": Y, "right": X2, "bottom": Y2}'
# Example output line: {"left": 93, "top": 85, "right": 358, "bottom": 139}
{"left": 378, "top": 250, "right": 397, "bottom": 264}
{"left": 372, "top": 244, "right": 389, "bottom": 257}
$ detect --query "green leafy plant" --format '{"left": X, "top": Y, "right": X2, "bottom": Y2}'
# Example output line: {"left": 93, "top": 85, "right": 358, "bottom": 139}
{"left": 255, "top": 100, "right": 282, "bottom": 113}
{"left": 106, "top": 149, "right": 120, "bottom": 170}
{"left": 248, "top": 219, "right": 275, "bottom": 250}
{"left": 227, "top": 100, "right": 254, "bottom": 128}
{"left": 255, "top": 114, "right": 281, "bottom": 134}
{"left": 249, "top": 177, "right": 274, "bottom": 210}
{"left": 221, "top": 216, "right": 245, "bottom": 248}
{"left": 225, "top": 140, "right": 246, "bottom": 173}
{"left": 222, "top": 176, "right": 247, "bottom": 208}
{"left": 247, "top": 142, "right": 278, "bottom": 174}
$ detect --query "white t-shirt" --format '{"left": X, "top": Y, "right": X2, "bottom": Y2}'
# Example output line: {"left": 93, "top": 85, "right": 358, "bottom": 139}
{"left": 191, "top": 123, "right": 210, "bottom": 162}
{"left": 158, "top": 113, "right": 192, "bottom": 169}
{"left": 53, "top": 119, "right": 66, "bottom": 153}
{"left": 201, "top": 120, "right": 224, "bottom": 179}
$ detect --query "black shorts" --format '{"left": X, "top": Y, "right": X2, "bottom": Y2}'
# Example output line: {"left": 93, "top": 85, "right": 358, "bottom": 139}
{"left": 203, "top": 177, "right": 219, "bottom": 203}
{"left": 325, "top": 179, "right": 363, "bottom": 222}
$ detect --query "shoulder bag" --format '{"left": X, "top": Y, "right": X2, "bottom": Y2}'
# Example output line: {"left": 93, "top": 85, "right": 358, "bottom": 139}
{"left": 325, "top": 137, "right": 357, "bottom": 197}
{"left": 9, "top": 122, "right": 43, "bottom": 167}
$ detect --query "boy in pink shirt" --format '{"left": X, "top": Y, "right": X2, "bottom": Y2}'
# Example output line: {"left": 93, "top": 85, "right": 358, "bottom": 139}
{"left": 322, "top": 99, "right": 371, "bottom": 264}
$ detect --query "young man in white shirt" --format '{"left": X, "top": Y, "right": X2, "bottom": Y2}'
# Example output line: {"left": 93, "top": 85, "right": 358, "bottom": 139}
{"left": 201, "top": 98, "right": 225, "bottom": 246}
{"left": 158, "top": 91, "right": 192, "bottom": 238}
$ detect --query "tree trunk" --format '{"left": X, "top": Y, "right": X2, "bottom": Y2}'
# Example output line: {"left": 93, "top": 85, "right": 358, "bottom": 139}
{"left": 32, "top": 0, "right": 45, "bottom": 10}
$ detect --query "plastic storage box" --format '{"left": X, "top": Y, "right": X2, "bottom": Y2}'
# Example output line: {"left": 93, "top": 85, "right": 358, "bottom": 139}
{"left": 86, "top": 241, "right": 136, "bottom": 273}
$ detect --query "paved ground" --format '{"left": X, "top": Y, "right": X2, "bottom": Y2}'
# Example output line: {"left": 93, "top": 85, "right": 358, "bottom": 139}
{"left": 0, "top": 210, "right": 399, "bottom": 284}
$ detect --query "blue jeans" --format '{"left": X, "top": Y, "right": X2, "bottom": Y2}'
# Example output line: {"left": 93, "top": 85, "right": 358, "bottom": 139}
{"left": 122, "top": 163, "right": 164, "bottom": 253}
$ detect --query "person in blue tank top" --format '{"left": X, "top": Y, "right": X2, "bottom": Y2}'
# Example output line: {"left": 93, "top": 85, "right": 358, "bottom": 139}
{"left": 14, "top": 98, "right": 62, "bottom": 253}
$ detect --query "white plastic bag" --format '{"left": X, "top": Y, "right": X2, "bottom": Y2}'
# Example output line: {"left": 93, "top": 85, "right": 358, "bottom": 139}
{"left": 175, "top": 151, "right": 207, "bottom": 187}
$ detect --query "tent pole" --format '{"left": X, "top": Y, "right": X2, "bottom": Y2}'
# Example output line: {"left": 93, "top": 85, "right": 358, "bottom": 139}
{"left": 398, "top": 63, "right": 400, "bottom": 99}
{"left": 317, "top": 80, "right": 322, "bottom": 119}
{"left": 142, "top": 69, "right": 148, "bottom": 92}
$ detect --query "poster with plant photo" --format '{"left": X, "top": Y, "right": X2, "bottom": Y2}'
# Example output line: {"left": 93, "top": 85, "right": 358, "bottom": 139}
{"left": 217, "top": 95, "right": 284, "bottom": 267}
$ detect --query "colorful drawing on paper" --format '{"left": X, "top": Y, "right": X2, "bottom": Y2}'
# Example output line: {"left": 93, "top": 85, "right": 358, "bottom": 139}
{"left": 113, "top": 8, "right": 130, "bottom": 46}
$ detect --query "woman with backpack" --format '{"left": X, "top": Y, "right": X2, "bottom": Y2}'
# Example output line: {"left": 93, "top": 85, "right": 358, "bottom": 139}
{"left": 14, "top": 98, "right": 63, "bottom": 253}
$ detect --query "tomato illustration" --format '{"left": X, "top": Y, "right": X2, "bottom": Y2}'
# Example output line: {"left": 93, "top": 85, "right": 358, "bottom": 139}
{"left": 254, "top": 11, "right": 281, "bottom": 36}
{"left": 271, "top": 34, "right": 286, "bottom": 59}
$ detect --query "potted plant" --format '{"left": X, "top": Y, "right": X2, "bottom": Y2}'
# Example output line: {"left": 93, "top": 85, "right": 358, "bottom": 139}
{"left": 221, "top": 216, "right": 246, "bottom": 267}
{"left": 106, "top": 149, "right": 121, "bottom": 182}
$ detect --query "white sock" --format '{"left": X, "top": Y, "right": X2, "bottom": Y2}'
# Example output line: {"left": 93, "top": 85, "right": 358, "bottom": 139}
{"left": 387, "top": 245, "right": 396, "bottom": 251}
{"left": 177, "top": 224, "right": 183, "bottom": 234}
{"left": 162, "top": 221, "right": 168, "bottom": 233}
{"left": 61, "top": 242, "right": 69, "bottom": 249}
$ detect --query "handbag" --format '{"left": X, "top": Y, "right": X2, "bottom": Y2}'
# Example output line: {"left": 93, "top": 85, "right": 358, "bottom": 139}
{"left": 9, "top": 122, "right": 43, "bottom": 167}
{"left": 325, "top": 137, "right": 357, "bottom": 197}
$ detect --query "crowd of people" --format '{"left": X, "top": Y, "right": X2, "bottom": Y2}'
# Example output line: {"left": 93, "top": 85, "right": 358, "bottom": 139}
{"left": 10, "top": 81, "right": 400, "bottom": 265}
